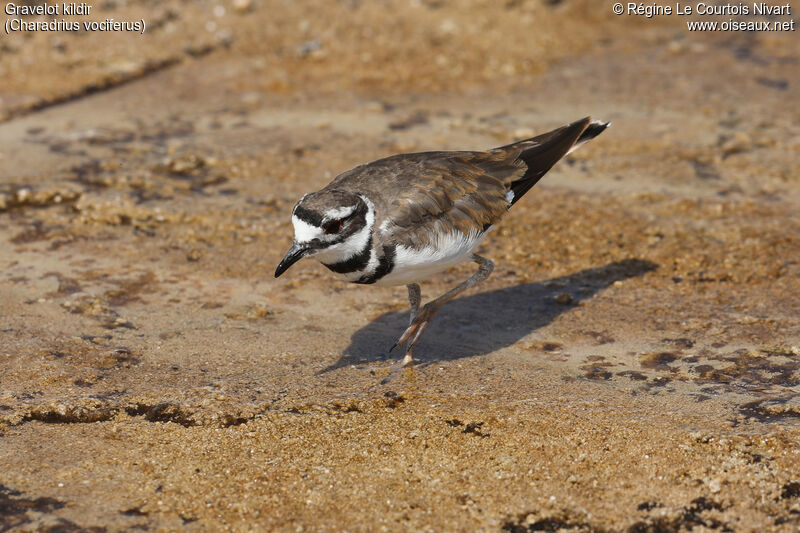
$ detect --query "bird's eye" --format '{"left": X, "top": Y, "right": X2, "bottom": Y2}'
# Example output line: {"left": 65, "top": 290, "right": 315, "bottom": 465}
{"left": 323, "top": 219, "right": 343, "bottom": 235}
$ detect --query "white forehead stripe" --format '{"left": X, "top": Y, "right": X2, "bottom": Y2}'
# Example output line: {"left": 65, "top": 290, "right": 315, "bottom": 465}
{"left": 292, "top": 215, "right": 321, "bottom": 243}
{"left": 324, "top": 206, "right": 356, "bottom": 221}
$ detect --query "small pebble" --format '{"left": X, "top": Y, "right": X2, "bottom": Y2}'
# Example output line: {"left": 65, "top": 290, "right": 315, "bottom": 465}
{"left": 555, "top": 293, "right": 573, "bottom": 305}
{"left": 232, "top": 0, "right": 252, "bottom": 12}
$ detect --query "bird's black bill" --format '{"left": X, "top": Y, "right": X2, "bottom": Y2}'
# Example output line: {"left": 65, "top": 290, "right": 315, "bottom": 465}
{"left": 274, "top": 243, "right": 309, "bottom": 278}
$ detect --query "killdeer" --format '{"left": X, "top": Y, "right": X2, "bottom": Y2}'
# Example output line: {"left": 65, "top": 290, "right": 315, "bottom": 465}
{"left": 275, "top": 117, "right": 608, "bottom": 365}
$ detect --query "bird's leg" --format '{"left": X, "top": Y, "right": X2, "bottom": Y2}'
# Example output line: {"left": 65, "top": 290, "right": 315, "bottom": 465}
{"left": 407, "top": 283, "right": 421, "bottom": 325}
{"left": 400, "top": 284, "right": 419, "bottom": 367}
{"left": 391, "top": 284, "right": 421, "bottom": 365}
{"left": 395, "top": 254, "right": 494, "bottom": 365}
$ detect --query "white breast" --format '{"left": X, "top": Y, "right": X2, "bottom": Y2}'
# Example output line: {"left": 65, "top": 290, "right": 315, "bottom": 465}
{"left": 375, "top": 229, "right": 488, "bottom": 286}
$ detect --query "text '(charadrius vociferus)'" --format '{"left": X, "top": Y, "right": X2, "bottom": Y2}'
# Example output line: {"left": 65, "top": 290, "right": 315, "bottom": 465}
{"left": 276, "top": 117, "right": 609, "bottom": 365}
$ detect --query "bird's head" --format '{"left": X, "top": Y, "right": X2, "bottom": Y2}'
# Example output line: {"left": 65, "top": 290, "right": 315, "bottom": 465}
{"left": 275, "top": 189, "right": 373, "bottom": 278}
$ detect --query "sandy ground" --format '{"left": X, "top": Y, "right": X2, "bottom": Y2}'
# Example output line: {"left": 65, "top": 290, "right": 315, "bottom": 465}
{"left": 1, "top": 0, "right": 799, "bottom": 531}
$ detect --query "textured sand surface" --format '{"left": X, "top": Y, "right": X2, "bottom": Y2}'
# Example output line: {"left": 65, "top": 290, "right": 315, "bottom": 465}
{"left": 1, "top": 1, "right": 799, "bottom": 531}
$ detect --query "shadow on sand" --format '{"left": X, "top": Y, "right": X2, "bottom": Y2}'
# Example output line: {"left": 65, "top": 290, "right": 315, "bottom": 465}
{"left": 319, "top": 258, "right": 657, "bottom": 373}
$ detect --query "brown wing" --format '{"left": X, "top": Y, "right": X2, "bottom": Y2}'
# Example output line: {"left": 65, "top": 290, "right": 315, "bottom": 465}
{"left": 328, "top": 117, "right": 601, "bottom": 250}
{"left": 329, "top": 149, "right": 526, "bottom": 249}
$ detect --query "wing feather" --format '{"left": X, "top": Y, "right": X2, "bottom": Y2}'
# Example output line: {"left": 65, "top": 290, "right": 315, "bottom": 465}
{"left": 328, "top": 151, "right": 519, "bottom": 249}
{"left": 326, "top": 117, "right": 604, "bottom": 250}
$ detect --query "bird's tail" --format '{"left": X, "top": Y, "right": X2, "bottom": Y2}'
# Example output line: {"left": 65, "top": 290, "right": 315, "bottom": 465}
{"left": 567, "top": 119, "right": 611, "bottom": 155}
{"left": 500, "top": 117, "right": 609, "bottom": 205}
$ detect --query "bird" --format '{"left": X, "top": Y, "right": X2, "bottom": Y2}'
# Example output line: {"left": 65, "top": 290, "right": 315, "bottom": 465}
{"left": 275, "top": 117, "right": 609, "bottom": 365}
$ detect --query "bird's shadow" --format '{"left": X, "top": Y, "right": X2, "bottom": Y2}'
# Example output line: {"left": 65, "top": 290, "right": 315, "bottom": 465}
{"left": 319, "top": 258, "right": 657, "bottom": 374}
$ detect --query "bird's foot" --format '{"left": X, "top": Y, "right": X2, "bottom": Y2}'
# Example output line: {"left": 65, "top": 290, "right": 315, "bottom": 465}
{"left": 389, "top": 303, "right": 438, "bottom": 357}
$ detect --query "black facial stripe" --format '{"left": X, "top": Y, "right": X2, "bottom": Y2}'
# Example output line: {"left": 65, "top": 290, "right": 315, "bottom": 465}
{"left": 322, "top": 235, "right": 372, "bottom": 274}
{"left": 293, "top": 205, "right": 323, "bottom": 226}
{"left": 295, "top": 201, "right": 368, "bottom": 240}
{"left": 304, "top": 234, "right": 346, "bottom": 250}
{"left": 327, "top": 207, "right": 368, "bottom": 244}
{"left": 304, "top": 238, "right": 325, "bottom": 250}
{"left": 356, "top": 244, "right": 395, "bottom": 285}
